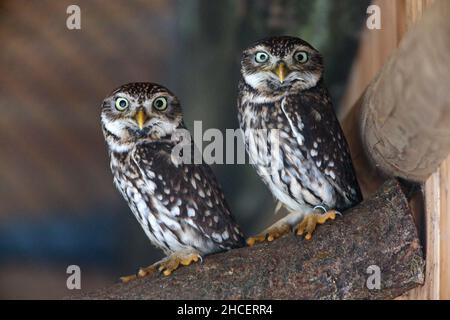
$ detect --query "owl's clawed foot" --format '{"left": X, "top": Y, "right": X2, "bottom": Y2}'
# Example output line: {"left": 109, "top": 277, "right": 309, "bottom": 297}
{"left": 120, "top": 266, "right": 157, "bottom": 283}
{"left": 157, "top": 252, "right": 202, "bottom": 276}
{"left": 120, "top": 251, "right": 202, "bottom": 283}
{"left": 120, "top": 274, "right": 138, "bottom": 283}
{"left": 247, "top": 222, "right": 290, "bottom": 246}
{"left": 294, "top": 207, "right": 340, "bottom": 240}
{"left": 141, "top": 251, "right": 202, "bottom": 278}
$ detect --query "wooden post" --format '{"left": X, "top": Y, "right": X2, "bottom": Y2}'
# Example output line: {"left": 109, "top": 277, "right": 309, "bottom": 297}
{"left": 340, "top": 0, "right": 450, "bottom": 299}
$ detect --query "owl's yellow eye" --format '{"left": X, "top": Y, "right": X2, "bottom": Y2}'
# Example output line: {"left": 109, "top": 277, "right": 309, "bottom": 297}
{"left": 153, "top": 97, "right": 168, "bottom": 111}
{"left": 115, "top": 97, "right": 129, "bottom": 111}
{"left": 255, "top": 51, "right": 269, "bottom": 63}
{"left": 294, "top": 51, "right": 308, "bottom": 63}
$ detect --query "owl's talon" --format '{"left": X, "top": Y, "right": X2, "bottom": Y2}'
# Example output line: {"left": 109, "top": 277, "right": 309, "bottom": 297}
{"left": 247, "top": 234, "right": 266, "bottom": 246}
{"left": 121, "top": 251, "right": 201, "bottom": 281}
{"left": 120, "top": 265, "right": 156, "bottom": 282}
{"left": 247, "top": 223, "right": 290, "bottom": 246}
{"left": 120, "top": 274, "right": 138, "bottom": 283}
{"left": 137, "top": 265, "right": 157, "bottom": 278}
{"left": 157, "top": 252, "right": 201, "bottom": 276}
{"left": 295, "top": 210, "right": 338, "bottom": 240}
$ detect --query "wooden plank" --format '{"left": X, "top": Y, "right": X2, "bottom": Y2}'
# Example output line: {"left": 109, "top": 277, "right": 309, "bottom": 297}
{"left": 399, "top": 171, "right": 440, "bottom": 299}
{"left": 439, "top": 156, "right": 450, "bottom": 299}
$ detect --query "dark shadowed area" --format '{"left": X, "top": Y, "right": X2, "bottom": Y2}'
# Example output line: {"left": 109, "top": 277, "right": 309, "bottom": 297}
{"left": 0, "top": 0, "right": 368, "bottom": 298}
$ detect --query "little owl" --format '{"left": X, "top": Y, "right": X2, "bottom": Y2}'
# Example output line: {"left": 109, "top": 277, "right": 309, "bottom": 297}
{"left": 237, "top": 36, "right": 362, "bottom": 245}
{"left": 101, "top": 82, "right": 245, "bottom": 281}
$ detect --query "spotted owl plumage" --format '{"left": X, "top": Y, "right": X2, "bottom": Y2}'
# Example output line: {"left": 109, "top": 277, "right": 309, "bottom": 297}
{"left": 237, "top": 36, "right": 362, "bottom": 242}
{"left": 101, "top": 83, "right": 245, "bottom": 278}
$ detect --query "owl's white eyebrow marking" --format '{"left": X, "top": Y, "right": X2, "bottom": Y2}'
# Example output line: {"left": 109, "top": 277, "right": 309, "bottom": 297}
{"left": 113, "top": 92, "right": 138, "bottom": 105}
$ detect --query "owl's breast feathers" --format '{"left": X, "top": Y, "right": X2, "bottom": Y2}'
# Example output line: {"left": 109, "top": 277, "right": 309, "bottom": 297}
{"left": 238, "top": 80, "right": 362, "bottom": 212}
{"left": 109, "top": 140, "right": 245, "bottom": 255}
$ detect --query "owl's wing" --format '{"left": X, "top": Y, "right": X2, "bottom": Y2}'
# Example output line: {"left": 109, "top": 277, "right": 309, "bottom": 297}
{"left": 132, "top": 141, "right": 245, "bottom": 249}
{"left": 285, "top": 90, "right": 362, "bottom": 210}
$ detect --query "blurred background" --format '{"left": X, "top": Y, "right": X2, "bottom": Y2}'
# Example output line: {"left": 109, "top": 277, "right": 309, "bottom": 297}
{"left": 0, "top": 0, "right": 369, "bottom": 298}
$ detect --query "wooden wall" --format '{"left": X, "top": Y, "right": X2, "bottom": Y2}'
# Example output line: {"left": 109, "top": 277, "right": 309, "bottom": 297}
{"left": 339, "top": 0, "right": 449, "bottom": 300}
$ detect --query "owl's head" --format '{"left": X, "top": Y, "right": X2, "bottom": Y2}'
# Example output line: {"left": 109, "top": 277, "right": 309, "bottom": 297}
{"left": 101, "top": 82, "right": 183, "bottom": 153}
{"left": 240, "top": 36, "right": 323, "bottom": 94}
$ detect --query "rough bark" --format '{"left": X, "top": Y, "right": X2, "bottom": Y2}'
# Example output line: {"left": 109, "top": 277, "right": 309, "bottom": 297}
{"left": 359, "top": 0, "right": 450, "bottom": 182}
{"left": 73, "top": 180, "right": 424, "bottom": 300}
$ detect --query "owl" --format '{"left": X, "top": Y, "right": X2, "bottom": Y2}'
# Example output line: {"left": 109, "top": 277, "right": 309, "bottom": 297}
{"left": 237, "top": 36, "right": 362, "bottom": 245}
{"left": 101, "top": 82, "right": 245, "bottom": 281}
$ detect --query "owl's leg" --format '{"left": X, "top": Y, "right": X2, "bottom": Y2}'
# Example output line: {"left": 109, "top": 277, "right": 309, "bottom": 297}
{"left": 294, "top": 206, "right": 341, "bottom": 240}
{"left": 247, "top": 211, "right": 304, "bottom": 246}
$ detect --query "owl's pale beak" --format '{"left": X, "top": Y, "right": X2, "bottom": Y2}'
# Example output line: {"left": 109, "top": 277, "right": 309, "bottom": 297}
{"left": 135, "top": 110, "right": 147, "bottom": 130}
{"left": 274, "top": 62, "right": 288, "bottom": 83}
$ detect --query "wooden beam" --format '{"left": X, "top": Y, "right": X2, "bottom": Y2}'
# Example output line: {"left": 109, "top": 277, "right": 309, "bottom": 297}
{"left": 72, "top": 180, "right": 424, "bottom": 300}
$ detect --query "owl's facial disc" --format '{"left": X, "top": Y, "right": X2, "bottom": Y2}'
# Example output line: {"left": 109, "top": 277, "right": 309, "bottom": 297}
{"left": 241, "top": 36, "right": 324, "bottom": 94}
{"left": 101, "top": 83, "right": 183, "bottom": 152}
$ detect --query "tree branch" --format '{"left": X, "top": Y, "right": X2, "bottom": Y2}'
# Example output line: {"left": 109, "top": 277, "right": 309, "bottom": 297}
{"left": 73, "top": 180, "right": 424, "bottom": 300}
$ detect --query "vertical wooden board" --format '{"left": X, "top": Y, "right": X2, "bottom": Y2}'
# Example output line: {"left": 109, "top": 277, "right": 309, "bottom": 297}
{"left": 339, "top": 0, "right": 405, "bottom": 120}
{"left": 440, "top": 156, "right": 450, "bottom": 299}
{"left": 398, "top": 171, "right": 441, "bottom": 300}
{"left": 405, "top": 0, "right": 436, "bottom": 28}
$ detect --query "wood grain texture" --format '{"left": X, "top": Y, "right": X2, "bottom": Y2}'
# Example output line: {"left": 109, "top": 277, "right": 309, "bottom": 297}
{"left": 72, "top": 180, "right": 424, "bottom": 300}
{"left": 439, "top": 156, "right": 450, "bottom": 299}
{"left": 340, "top": 0, "right": 449, "bottom": 300}
{"left": 360, "top": 0, "right": 450, "bottom": 182}
{"left": 398, "top": 161, "right": 443, "bottom": 300}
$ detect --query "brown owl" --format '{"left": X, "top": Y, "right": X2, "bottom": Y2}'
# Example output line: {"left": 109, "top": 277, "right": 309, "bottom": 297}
{"left": 237, "top": 36, "right": 362, "bottom": 245}
{"left": 101, "top": 82, "right": 245, "bottom": 281}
